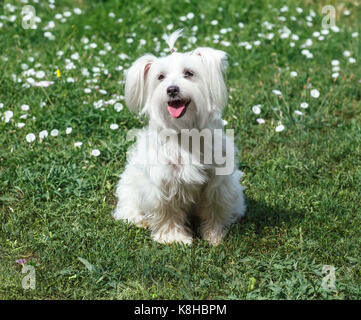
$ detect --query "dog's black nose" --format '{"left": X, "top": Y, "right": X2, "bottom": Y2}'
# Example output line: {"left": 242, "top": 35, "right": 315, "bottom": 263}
{"left": 167, "top": 85, "right": 180, "bottom": 97}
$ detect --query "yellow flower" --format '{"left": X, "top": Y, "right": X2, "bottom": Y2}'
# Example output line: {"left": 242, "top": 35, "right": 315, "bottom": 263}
{"left": 56, "top": 69, "right": 61, "bottom": 78}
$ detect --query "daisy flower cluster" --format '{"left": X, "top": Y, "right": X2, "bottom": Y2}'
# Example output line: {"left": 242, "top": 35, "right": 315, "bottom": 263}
{"left": 0, "top": 1, "right": 359, "bottom": 158}
{"left": 230, "top": 5, "right": 359, "bottom": 133}
{"left": 0, "top": 2, "right": 135, "bottom": 157}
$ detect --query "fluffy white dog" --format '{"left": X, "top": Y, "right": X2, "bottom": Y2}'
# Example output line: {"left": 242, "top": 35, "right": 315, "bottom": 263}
{"left": 113, "top": 30, "right": 246, "bottom": 245}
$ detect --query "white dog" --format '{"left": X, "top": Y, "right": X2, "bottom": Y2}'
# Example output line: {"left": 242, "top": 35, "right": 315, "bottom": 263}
{"left": 113, "top": 30, "right": 246, "bottom": 245}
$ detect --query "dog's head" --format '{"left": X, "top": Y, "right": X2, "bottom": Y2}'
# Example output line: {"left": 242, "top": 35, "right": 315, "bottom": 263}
{"left": 124, "top": 39, "right": 228, "bottom": 130}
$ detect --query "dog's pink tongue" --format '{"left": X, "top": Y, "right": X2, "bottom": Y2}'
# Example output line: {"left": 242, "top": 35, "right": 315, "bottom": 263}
{"left": 168, "top": 104, "right": 185, "bottom": 118}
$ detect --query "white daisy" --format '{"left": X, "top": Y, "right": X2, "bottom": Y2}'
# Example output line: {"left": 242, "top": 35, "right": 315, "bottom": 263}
{"left": 50, "top": 129, "right": 59, "bottom": 137}
{"left": 321, "top": 29, "right": 329, "bottom": 35}
{"left": 91, "top": 149, "right": 100, "bottom": 157}
{"left": 310, "top": 89, "right": 320, "bottom": 98}
{"left": 35, "top": 71, "right": 45, "bottom": 79}
{"left": 301, "top": 49, "right": 311, "bottom": 56}
{"left": 71, "top": 52, "right": 79, "bottom": 60}
{"left": 35, "top": 81, "right": 54, "bottom": 88}
{"left": 114, "top": 103, "right": 123, "bottom": 112}
{"left": 312, "top": 31, "right": 320, "bottom": 37}
{"left": 272, "top": 89, "right": 282, "bottom": 96}
{"left": 74, "top": 141, "right": 83, "bottom": 147}
{"left": 252, "top": 105, "right": 261, "bottom": 114}
{"left": 66, "top": 127, "right": 72, "bottom": 134}
{"left": 300, "top": 102, "right": 309, "bottom": 109}
{"left": 275, "top": 124, "right": 285, "bottom": 132}
{"left": 93, "top": 100, "right": 103, "bottom": 109}
{"left": 4, "top": 110, "right": 14, "bottom": 122}
{"left": 110, "top": 123, "right": 119, "bottom": 130}
{"left": 256, "top": 118, "right": 265, "bottom": 124}
{"left": 39, "top": 130, "right": 48, "bottom": 139}
{"left": 26, "top": 133, "right": 36, "bottom": 143}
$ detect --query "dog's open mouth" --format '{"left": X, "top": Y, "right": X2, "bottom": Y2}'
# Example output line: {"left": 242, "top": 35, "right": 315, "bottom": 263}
{"left": 167, "top": 99, "right": 190, "bottom": 119}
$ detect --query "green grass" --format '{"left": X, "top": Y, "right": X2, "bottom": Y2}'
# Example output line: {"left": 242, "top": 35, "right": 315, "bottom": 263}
{"left": 1, "top": 0, "right": 360, "bottom": 299}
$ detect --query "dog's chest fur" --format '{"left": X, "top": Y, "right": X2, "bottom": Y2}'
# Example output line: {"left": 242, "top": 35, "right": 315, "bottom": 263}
{"left": 153, "top": 135, "right": 212, "bottom": 207}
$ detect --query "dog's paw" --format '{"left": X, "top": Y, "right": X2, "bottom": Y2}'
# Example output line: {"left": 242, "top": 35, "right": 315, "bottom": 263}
{"left": 152, "top": 229, "right": 193, "bottom": 245}
{"left": 201, "top": 227, "right": 226, "bottom": 246}
{"left": 113, "top": 209, "right": 148, "bottom": 228}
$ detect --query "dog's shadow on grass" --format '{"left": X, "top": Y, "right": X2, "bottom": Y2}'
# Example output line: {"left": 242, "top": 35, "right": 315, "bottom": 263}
{"left": 189, "top": 197, "right": 305, "bottom": 241}
{"left": 232, "top": 197, "right": 305, "bottom": 237}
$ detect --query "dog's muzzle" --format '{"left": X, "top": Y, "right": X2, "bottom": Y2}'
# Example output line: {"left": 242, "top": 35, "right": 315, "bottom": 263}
{"left": 167, "top": 98, "right": 190, "bottom": 118}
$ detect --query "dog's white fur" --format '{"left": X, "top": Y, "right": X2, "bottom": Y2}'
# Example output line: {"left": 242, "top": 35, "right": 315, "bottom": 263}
{"left": 113, "top": 33, "right": 246, "bottom": 245}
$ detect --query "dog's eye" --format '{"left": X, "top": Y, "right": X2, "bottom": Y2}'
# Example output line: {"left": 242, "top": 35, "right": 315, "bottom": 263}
{"left": 184, "top": 70, "right": 194, "bottom": 78}
{"left": 158, "top": 74, "right": 165, "bottom": 81}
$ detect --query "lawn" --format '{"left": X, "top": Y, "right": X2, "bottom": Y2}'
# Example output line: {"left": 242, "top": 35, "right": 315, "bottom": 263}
{"left": 0, "top": 0, "right": 360, "bottom": 299}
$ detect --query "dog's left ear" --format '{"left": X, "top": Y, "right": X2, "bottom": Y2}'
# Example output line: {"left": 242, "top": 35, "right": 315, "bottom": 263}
{"left": 193, "top": 47, "right": 228, "bottom": 111}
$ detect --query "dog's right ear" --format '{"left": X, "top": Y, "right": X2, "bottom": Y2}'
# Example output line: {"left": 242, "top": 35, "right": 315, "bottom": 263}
{"left": 124, "top": 54, "right": 156, "bottom": 113}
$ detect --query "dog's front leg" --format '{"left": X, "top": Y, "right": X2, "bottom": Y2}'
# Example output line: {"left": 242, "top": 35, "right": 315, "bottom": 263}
{"left": 198, "top": 203, "right": 229, "bottom": 246}
{"left": 198, "top": 172, "right": 246, "bottom": 245}
{"left": 150, "top": 206, "right": 193, "bottom": 245}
